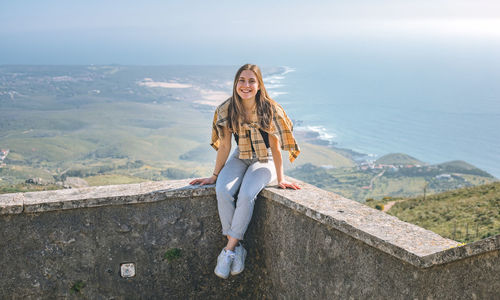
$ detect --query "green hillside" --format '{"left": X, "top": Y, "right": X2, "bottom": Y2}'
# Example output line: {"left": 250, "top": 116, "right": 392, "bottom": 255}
{"left": 285, "top": 142, "right": 355, "bottom": 169}
{"left": 436, "top": 160, "right": 493, "bottom": 177}
{"left": 375, "top": 153, "right": 424, "bottom": 165}
{"left": 288, "top": 160, "right": 496, "bottom": 202}
{"left": 367, "top": 182, "right": 500, "bottom": 243}
{"left": 0, "top": 65, "right": 356, "bottom": 193}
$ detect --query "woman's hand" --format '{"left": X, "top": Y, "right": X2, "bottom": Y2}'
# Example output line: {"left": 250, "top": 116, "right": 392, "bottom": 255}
{"left": 269, "top": 134, "right": 300, "bottom": 190}
{"left": 278, "top": 180, "right": 301, "bottom": 190}
{"left": 189, "top": 176, "right": 217, "bottom": 186}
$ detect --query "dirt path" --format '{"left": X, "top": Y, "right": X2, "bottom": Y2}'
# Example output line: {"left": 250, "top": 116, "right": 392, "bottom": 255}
{"left": 368, "top": 170, "right": 385, "bottom": 189}
{"left": 383, "top": 200, "right": 404, "bottom": 212}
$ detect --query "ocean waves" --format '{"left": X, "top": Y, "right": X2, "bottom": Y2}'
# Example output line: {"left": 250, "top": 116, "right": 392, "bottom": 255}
{"left": 263, "top": 66, "right": 295, "bottom": 99}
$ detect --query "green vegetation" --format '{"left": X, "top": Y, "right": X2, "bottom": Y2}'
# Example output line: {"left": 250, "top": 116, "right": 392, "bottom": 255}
{"left": 0, "top": 66, "right": 224, "bottom": 191}
{"left": 0, "top": 163, "right": 55, "bottom": 184}
{"left": 436, "top": 160, "right": 493, "bottom": 177}
{"left": 367, "top": 182, "right": 500, "bottom": 243}
{"left": 288, "top": 163, "right": 372, "bottom": 201}
{"left": 375, "top": 153, "right": 424, "bottom": 165}
{"left": 287, "top": 162, "right": 495, "bottom": 202}
{"left": 70, "top": 280, "right": 86, "bottom": 294}
{"left": 164, "top": 248, "right": 182, "bottom": 262}
{"left": 0, "top": 183, "right": 61, "bottom": 194}
{"left": 288, "top": 142, "right": 355, "bottom": 169}
{"left": 0, "top": 66, "right": 358, "bottom": 193}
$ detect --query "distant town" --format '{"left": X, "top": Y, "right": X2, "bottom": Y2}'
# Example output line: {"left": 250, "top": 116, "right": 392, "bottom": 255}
{"left": 358, "top": 161, "right": 422, "bottom": 171}
{"left": 0, "top": 149, "right": 9, "bottom": 168}
{"left": 358, "top": 161, "right": 457, "bottom": 178}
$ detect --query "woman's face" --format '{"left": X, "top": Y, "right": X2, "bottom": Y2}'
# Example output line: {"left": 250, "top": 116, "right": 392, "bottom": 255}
{"left": 236, "top": 70, "right": 259, "bottom": 101}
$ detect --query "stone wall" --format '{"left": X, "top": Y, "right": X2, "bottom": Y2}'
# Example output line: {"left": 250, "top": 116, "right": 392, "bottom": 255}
{"left": 253, "top": 187, "right": 500, "bottom": 299}
{"left": 0, "top": 181, "right": 266, "bottom": 299}
{"left": 0, "top": 178, "right": 498, "bottom": 299}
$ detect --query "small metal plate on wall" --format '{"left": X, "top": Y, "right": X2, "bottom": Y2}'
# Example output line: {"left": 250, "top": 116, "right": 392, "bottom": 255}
{"left": 120, "top": 263, "right": 136, "bottom": 278}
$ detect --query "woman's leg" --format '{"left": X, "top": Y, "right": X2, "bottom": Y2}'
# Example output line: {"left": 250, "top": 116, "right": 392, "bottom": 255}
{"left": 228, "top": 156, "right": 277, "bottom": 240}
{"left": 215, "top": 149, "right": 248, "bottom": 241}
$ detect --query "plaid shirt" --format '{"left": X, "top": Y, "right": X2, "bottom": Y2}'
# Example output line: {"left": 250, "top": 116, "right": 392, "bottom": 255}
{"left": 211, "top": 98, "right": 300, "bottom": 163}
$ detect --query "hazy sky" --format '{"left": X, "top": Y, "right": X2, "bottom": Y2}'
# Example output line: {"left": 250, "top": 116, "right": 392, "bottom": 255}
{"left": 1, "top": 0, "right": 499, "bottom": 64}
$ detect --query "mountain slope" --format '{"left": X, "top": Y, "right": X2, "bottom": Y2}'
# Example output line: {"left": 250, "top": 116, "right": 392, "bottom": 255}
{"left": 375, "top": 153, "right": 424, "bottom": 165}
{"left": 368, "top": 182, "right": 500, "bottom": 243}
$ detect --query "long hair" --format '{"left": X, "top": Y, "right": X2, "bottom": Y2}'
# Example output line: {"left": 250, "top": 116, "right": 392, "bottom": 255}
{"left": 228, "top": 64, "right": 274, "bottom": 134}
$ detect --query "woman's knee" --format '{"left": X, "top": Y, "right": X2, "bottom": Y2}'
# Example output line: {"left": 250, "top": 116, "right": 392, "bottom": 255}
{"left": 236, "top": 190, "right": 258, "bottom": 208}
{"left": 216, "top": 184, "right": 234, "bottom": 203}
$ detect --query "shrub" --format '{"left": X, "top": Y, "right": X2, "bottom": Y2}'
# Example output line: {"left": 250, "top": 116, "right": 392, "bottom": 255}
{"left": 70, "top": 280, "right": 85, "bottom": 294}
{"left": 164, "top": 248, "right": 182, "bottom": 262}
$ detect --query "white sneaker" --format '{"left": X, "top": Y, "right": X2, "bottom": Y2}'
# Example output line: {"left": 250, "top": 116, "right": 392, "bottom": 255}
{"left": 230, "top": 244, "right": 247, "bottom": 275}
{"left": 214, "top": 248, "right": 235, "bottom": 279}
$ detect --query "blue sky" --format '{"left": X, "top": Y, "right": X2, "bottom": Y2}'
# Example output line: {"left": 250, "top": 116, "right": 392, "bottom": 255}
{"left": 1, "top": 0, "right": 499, "bottom": 65}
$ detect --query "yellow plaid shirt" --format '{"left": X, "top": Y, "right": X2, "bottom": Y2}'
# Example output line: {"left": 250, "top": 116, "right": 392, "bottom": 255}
{"left": 211, "top": 98, "right": 300, "bottom": 163}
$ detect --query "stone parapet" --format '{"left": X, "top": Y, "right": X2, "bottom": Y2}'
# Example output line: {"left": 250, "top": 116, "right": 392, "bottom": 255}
{"left": 0, "top": 179, "right": 215, "bottom": 214}
{"left": 0, "top": 178, "right": 498, "bottom": 298}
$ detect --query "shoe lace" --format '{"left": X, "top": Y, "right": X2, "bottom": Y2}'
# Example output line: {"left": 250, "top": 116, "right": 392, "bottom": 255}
{"left": 223, "top": 251, "right": 235, "bottom": 262}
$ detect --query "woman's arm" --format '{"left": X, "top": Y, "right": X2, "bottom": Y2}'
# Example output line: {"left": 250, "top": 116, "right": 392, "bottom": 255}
{"left": 269, "top": 133, "right": 301, "bottom": 190}
{"left": 212, "top": 126, "right": 232, "bottom": 179}
{"left": 189, "top": 126, "right": 232, "bottom": 185}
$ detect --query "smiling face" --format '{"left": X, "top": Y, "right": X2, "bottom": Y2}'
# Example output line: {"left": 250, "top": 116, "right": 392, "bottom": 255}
{"left": 236, "top": 70, "right": 259, "bottom": 101}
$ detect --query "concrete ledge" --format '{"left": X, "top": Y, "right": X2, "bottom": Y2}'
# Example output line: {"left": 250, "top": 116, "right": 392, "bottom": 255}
{"left": 422, "top": 234, "right": 500, "bottom": 267}
{"left": 0, "top": 192, "right": 23, "bottom": 215}
{"left": 0, "top": 179, "right": 215, "bottom": 214}
{"left": 261, "top": 178, "right": 499, "bottom": 268}
{"left": 1, "top": 177, "right": 498, "bottom": 269}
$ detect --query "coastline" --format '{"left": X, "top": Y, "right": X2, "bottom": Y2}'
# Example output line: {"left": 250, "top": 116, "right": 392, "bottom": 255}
{"left": 293, "top": 125, "right": 369, "bottom": 163}
{"left": 133, "top": 64, "right": 498, "bottom": 177}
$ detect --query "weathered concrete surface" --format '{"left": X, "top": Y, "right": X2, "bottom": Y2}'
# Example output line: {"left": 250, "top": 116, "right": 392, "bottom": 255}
{"left": 0, "top": 180, "right": 215, "bottom": 214}
{"left": 261, "top": 181, "right": 461, "bottom": 268}
{"left": 0, "top": 192, "right": 23, "bottom": 215}
{"left": 0, "top": 178, "right": 499, "bottom": 299}
{"left": 0, "top": 182, "right": 263, "bottom": 299}
{"left": 251, "top": 189, "right": 500, "bottom": 299}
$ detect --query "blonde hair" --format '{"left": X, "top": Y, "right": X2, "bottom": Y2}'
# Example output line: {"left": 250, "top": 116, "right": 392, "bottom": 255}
{"left": 228, "top": 64, "right": 274, "bottom": 133}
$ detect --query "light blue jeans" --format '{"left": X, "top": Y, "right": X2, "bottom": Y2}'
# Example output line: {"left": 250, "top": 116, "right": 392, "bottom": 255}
{"left": 215, "top": 147, "right": 277, "bottom": 240}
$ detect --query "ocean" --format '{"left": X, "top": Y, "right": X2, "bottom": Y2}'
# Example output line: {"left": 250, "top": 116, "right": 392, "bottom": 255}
{"left": 262, "top": 40, "right": 500, "bottom": 178}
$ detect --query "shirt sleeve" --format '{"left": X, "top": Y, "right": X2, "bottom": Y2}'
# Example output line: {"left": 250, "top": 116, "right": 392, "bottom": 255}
{"left": 210, "top": 99, "right": 230, "bottom": 151}
{"left": 269, "top": 103, "right": 301, "bottom": 162}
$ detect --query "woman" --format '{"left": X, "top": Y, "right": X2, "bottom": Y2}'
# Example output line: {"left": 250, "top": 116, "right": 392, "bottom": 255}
{"left": 189, "top": 64, "right": 301, "bottom": 279}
